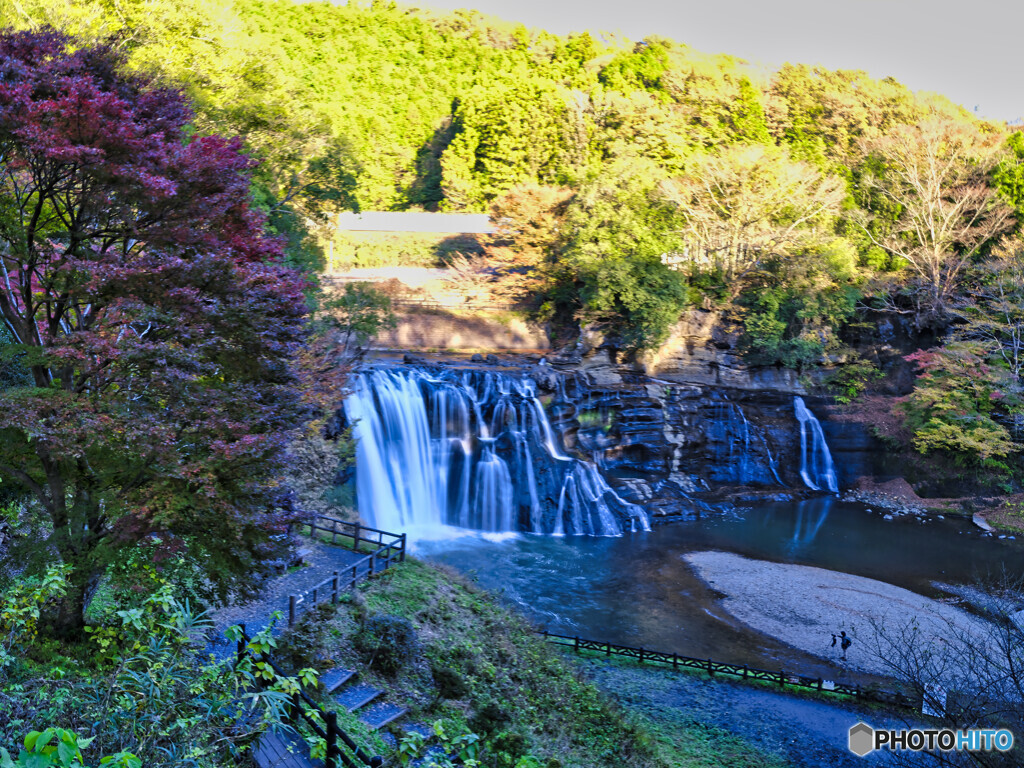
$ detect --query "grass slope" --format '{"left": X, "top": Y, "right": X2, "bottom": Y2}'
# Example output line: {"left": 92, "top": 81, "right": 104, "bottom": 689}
{"left": 279, "top": 557, "right": 786, "bottom": 767}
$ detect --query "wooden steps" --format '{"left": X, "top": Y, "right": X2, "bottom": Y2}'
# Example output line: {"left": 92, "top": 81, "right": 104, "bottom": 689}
{"left": 359, "top": 701, "right": 408, "bottom": 730}
{"left": 319, "top": 666, "right": 356, "bottom": 694}
{"left": 254, "top": 728, "right": 321, "bottom": 768}
{"left": 334, "top": 682, "right": 383, "bottom": 712}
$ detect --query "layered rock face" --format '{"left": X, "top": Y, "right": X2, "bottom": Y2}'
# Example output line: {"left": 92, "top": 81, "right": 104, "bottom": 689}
{"left": 342, "top": 308, "right": 858, "bottom": 528}
{"left": 636, "top": 310, "right": 805, "bottom": 394}
{"left": 525, "top": 358, "right": 835, "bottom": 519}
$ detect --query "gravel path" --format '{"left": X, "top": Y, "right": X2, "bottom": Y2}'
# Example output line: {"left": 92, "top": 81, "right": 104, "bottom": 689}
{"left": 684, "top": 550, "right": 992, "bottom": 679}
{"left": 206, "top": 541, "right": 369, "bottom": 657}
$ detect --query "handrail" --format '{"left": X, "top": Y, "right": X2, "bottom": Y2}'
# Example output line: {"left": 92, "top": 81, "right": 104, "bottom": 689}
{"left": 287, "top": 518, "right": 406, "bottom": 627}
{"left": 235, "top": 623, "right": 383, "bottom": 768}
{"left": 538, "top": 630, "right": 919, "bottom": 711}
{"left": 291, "top": 514, "right": 405, "bottom": 553}
{"left": 260, "top": 517, "right": 406, "bottom": 764}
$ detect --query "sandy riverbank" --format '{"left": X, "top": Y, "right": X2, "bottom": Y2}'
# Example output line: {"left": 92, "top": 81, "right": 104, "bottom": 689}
{"left": 684, "top": 550, "right": 991, "bottom": 678}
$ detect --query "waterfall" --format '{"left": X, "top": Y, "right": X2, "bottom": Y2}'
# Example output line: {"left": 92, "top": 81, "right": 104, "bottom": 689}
{"left": 344, "top": 367, "right": 649, "bottom": 536}
{"left": 793, "top": 396, "right": 839, "bottom": 493}
{"left": 705, "top": 392, "right": 785, "bottom": 486}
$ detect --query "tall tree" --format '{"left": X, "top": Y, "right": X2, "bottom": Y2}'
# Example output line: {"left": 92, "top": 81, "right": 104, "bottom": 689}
{"left": 479, "top": 184, "right": 574, "bottom": 302}
{"left": 994, "top": 130, "right": 1024, "bottom": 228}
{"left": 0, "top": 30, "right": 307, "bottom": 634}
{"left": 554, "top": 160, "right": 688, "bottom": 350}
{"left": 660, "top": 143, "right": 846, "bottom": 292}
{"left": 858, "top": 119, "right": 1014, "bottom": 326}
{"left": 441, "top": 77, "right": 572, "bottom": 210}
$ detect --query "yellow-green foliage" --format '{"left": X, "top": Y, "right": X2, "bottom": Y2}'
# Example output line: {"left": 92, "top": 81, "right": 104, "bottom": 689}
{"left": 0, "top": 566, "right": 68, "bottom": 670}
{"left": 1, "top": 0, "right": 1003, "bottom": 355}
{"left": 901, "top": 344, "right": 1021, "bottom": 469}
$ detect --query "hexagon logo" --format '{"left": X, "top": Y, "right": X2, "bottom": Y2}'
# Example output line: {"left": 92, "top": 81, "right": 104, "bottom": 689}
{"left": 849, "top": 722, "right": 875, "bottom": 757}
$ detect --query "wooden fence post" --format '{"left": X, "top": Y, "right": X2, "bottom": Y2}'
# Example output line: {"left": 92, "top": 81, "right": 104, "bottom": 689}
{"left": 368, "top": 553, "right": 375, "bottom": 577}
{"left": 778, "top": 670, "right": 785, "bottom": 687}
{"left": 236, "top": 622, "right": 246, "bottom": 664}
{"left": 288, "top": 595, "right": 296, "bottom": 627}
{"left": 325, "top": 710, "right": 339, "bottom": 768}
{"left": 332, "top": 571, "right": 339, "bottom": 603}
{"left": 672, "top": 653, "right": 678, "bottom": 671}
{"left": 351, "top": 565, "right": 358, "bottom": 590}
{"left": 707, "top": 658, "right": 713, "bottom": 676}
{"left": 400, "top": 533, "right": 407, "bottom": 562}
{"left": 353, "top": 522, "right": 361, "bottom": 552}
{"left": 606, "top": 642, "right": 611, "bottom": 658}
{"left": 638, "top": 647, "right": 644, "bottom": 664}
{"left": 574, "top": 636, "right": 580, "bottom": 654}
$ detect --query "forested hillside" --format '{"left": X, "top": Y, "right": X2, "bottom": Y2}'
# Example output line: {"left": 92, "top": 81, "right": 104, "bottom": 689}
{"left": 5, "top": 0, "right": 1024, "bottom": 478}
{"left": 0, "top": 0, "right": 999, "bottom": 210}
{"left": 4, "top": 3, "right": 1024, "bottom": 766}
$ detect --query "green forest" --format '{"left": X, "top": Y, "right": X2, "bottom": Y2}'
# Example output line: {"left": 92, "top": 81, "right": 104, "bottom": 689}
{"left": 2, "top": 0, "right": 1024, "bottom": 765}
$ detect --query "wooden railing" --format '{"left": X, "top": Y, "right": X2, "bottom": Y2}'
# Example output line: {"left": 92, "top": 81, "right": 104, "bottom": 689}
{"left": 390, "top": 297, "right": 521, "bottom": 313}
{"left": 235, "top": 623, "right": 383, "bottom": 768}
{"left": 539, "top": 630, "right": 919, "bottom": 711}
{"left": 287, "top": 515, "right": 406, "bottom": 627}
{"left": 292, "top": 515, "right": 405, "bottom": 553}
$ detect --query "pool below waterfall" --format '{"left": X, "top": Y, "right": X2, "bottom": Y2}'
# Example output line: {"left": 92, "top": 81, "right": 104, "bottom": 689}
{"left": 414, "top": 497, "right": 1024, "bottom": 681}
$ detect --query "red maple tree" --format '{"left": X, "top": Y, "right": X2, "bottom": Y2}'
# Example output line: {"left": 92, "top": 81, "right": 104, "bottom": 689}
{"left": 0, "top": 30, "right": 308, "bottom": 634}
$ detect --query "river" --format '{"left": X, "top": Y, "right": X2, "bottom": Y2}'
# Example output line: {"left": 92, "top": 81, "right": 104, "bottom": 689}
{"left": 414, "top": 497, "right": 1024, "bottom": 680}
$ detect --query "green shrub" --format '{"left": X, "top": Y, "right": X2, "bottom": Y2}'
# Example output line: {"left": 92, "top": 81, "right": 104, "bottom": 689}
{"left": 354, "top": 614, "right": 419, "bottom": 675}
{"left": 738, "top": 238, "right": 861, "bottom": 369}
{"left": 0, "top": 729, "right": 139, "bottom": 768}
{"left": 825, "top": 357, "right": 884, "bottom": 403}
{"left": 431, "top": 661, "right": 470, "bottom": 702}
{"left": 0, "top": 577, "right": 307, "bottom": 768}
{"left": 901, "top": 344, "right": 1020, "bottom": 471}
{"left": 469, "top": 700, "right": 510, "bottom": 738}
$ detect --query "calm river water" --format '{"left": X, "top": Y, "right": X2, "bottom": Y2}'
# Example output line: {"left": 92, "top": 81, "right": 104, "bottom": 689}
{"left": 415, "top": 498, "right": 1024, "bottom": 679}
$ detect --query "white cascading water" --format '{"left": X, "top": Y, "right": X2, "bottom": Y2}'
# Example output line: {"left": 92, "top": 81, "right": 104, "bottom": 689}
{"left": 344, "top": 368, "right": 650, "bottom": 536}
{"left": 793, "top": 396, "right": 839, "bottom": 493}
{"left": 707, "top": 393, "right": 784, "bottom": 486}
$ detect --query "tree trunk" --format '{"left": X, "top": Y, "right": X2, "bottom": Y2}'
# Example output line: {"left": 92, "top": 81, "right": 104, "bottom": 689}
{"left": 45, "top": 481, "right": 105, "bottom": 639}
{"left": 47, "top": 558, "right": 101, "bottom": 638}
